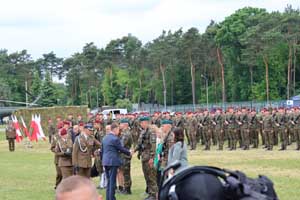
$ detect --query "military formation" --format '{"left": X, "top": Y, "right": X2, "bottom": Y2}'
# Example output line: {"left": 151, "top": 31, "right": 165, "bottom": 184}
{"left": 4, "top": 106, "right": 300, "bottom": 199}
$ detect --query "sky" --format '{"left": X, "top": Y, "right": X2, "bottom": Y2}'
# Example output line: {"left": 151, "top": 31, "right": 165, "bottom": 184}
{"left": 0, "top": 0, "right": 299, "bottom": 59}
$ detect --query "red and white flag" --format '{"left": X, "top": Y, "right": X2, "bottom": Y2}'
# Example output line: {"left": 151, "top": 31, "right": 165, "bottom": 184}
{"left": 20, "top": 116, "right": 31, "bottom": 140}
{"left": 30, "top": 114, "right": 46, "bottom": 142}
{"left": 11, "top": 115, "right": 23, "bottom": 143}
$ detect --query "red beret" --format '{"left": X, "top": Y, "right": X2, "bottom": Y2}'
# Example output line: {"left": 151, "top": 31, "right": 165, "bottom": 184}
{"left": 63, "top": 121, "right": 70, "bottom": 125}
{"left": 94, "top": 119, "right": 101, "bottom": 124}
{"left": 57, "top": 122, "right": 63, "bottom": 129}
{"left": 79, "top": 122, "right": 84, "bottom": 126}
{"left": 60, "top": 128, "right": 67, "bottom": 136}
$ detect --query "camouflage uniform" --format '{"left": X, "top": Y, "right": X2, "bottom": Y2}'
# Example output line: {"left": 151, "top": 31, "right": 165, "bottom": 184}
{"left": 187, "top": 116, "right": 198, "bottom": 150}
{"left": 135, "top": 126, "right": 157, "bottom": 199}
{"left": 249, "top": 113, "right": 259, "bottom": 148}
{"left": 263, "top": 114, "right": 274, "bottom": 150}
{"left": 161, "top": 130, "right": 174, "bottom": 169}
{"left": 275, "top": 112, "right": 288, "bottom": 150}
{"left": 201, "top": 114, "right": 212, "bottom": 150}
{"left": 225, "top": 112, "right": 237, "bottom": 150}
{"left": 120, "top": 127, "right": 133, "bottom": 193}
{"left": 238, "top": 112, "right": 250, "bottom": 150}
{"left": 292, "top": 111, "right": 300, "bottom": 150}
{"left": 214, "top": 113, "right": 224, "bottom": 150}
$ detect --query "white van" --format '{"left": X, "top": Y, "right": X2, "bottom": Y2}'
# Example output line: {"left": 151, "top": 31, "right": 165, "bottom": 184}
{"left": 102, "top": 108, "right": 127, "bottom": 120}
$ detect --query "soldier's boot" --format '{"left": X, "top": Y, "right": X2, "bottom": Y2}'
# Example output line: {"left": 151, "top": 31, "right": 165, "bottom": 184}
{"left": 117, "top": 186, "right": 124, "bottom": 194}
{"left": 218, "top": 144, "right": 223, "bottom": 150}
{"left": 123, "top": 187, "right": 132, "bottom": 195}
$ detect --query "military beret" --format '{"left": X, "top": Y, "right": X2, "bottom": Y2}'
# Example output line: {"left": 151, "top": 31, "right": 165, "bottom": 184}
{"left": 139, "top": 116, "right": 150, "bottom": 122}
{"left": 161, "top": 119, "right": 173, "bottom": 125}
{"left": 63, "top": 121, "right": 71, "bottom": 125}
{"left": 60, "top": 128, "right": 67, "bottom": 136}
{"left": 120, "top": 118, "right": 129, "bottom": 124}
{"left": 79, "top": 122, "right": 84, "bottom": 126}
{"left": 84, "top": 123, "right": 94, "bottom": 130}
{"left": 94, "top": 119, "right": 101, "bottom": 124}
{"left": 57, "top": 122, "right": 63, "bottom": 129}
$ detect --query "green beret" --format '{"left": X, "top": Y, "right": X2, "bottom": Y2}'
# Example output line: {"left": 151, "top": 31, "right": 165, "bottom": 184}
{"left": 139, "top": 116, "right": 150, "bottom": 122}
{"left": 120, "top": 118, "right": 129, "bottom": 124}
{"left": 161, "top": 119, "right": 173, "bottom": 125}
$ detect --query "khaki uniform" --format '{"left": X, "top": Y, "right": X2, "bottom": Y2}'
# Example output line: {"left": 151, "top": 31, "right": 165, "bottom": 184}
{"left": 50, "top": 134, "right": 62, "bottom": 188}
{"left": 292, "top": 112, "right": 300, "bottom": 150}
{"left": 5, "top": 125, "right": 16, "bottom": 152}
{"left": 275, "top": 113, "right": 288, "bottom": 150}
{"left": 55, "top": 137, "right": 73, "bottom": 179}
{"left": 48, "top": 123, "right": 56, "bottom": 143}
{"left": 72, "top": 134, "right": 97, "bottom": 178}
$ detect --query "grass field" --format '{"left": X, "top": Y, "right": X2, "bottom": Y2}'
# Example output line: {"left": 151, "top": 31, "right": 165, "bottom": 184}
{"left": 0, "top": 131, "right": 300, "bottom": 200}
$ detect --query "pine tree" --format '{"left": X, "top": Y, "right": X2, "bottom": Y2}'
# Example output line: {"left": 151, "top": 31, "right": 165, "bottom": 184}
{"left": 40, "top": 71, "right": 56, "bottom": 106}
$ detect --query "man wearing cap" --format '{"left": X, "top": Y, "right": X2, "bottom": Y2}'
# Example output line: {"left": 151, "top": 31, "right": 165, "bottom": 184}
{"left": 275, "top": 107, "right": 288, "bottom": 150}
{"left": 51, "top": 122, "right": 63, "bottom": 189}
{"left": 76, "top": 114, "right": 84, "bottom": 125}
{"left": 93, "top": 120, "right": 105, "bottom": 188}
{"left": 119, "top": 119, "right": 133, "bottom": 194}
{"left": 160, "top": 119, "right": 174, "bottom": 170}
{"left": 225, "top": 107, "right": 237, "bottom": 150}
{"left": 214, "top": 109, "right": 224, "bottom": 150}
{"left": 5, "top": 120, "right": 16, "bottom": 152}
{"left": 55, "top": 128, "right": 73, "bottom": 179}
{"left": 249, "top": 109, "right": 259, "bottom": 148}
{"left": 135, "top": 116, "right": 158, "bottom": 200}
{"left": 291, "top": 107, "right": 300, "bottom": 150}
{"left": 186, "top": 112, "right": 198, "bottom": 150}
{"left": 263, "top": 109, "right": 275, "bottom": 150}
{"left": 72, "top": 123, "right": 98, "bottom": 178}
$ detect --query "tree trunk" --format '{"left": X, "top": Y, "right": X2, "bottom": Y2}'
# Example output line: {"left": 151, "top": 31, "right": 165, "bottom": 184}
{"left": 160, "top": 61, "right": 167, "bottom": 110}
{"left": 287, "top": 44, "right": 292, "bottom": 100}
{"left": 250, "top": 65, "right": 253, "bottom": 99}
{"left": 189, "top": 54, "right": 196, "bottom": 109}
{"left": 217, "top": 47, "right": 226, "bottom": 106}
{"left": 293, "top": 41, "right": 296, "bottom": 96}
{"left": 263, "top": 55, "right": 270, "bottom": 105}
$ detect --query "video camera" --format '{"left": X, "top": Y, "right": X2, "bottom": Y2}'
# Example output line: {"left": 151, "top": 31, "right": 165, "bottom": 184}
{"left": 159, "top": 161, "right": 278, "bottom": 200}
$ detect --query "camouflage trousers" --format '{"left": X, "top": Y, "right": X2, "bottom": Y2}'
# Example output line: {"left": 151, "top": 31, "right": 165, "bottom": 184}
{"left": 241, "top": 128, "right": 250, "bottom": 149}
{"left": 120, "top": 158, "right": 132, "bottom": 188}
{"left": 264, "top": 130, "right": 274, "bottom": 150}
{"left": 203, "top": 128, "right": 212, "bottom": 150}
{"left": 278, "top": 128, "right": 288, "bottom": 149}
{"left": 228, "top": 128, "right": 237, "bottom": 150}
{"left": 142, "top": 160, "right": 158, "bottom": 197}
{"left": 249, "top": 128, "right": 259, "bottom": 148}
{"left": 295, "top": 128, "right": 300, "bottom": 149}
{"left": 188, "top": 130, "right": 197, "bottom": 150}
{"left": 216, "top": 128, "right": 224, "bottom": 150}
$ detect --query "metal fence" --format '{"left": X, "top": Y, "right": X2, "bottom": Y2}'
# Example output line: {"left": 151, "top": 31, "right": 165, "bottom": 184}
{"left": 134, "top": 100, "right": 287, "bottom": 113}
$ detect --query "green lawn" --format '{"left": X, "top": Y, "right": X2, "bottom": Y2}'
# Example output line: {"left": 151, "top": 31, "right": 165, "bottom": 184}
{"left": 0, "top": 134, "right": 299, "bottom": 200}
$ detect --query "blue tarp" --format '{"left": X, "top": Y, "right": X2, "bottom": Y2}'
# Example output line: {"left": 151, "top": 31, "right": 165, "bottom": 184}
{"left": 292, "top": 95, "right": 300, "bottom": 101}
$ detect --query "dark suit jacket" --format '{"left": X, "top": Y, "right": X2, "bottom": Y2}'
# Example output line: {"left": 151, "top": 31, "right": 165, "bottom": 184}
{"left": 102, "top": 133, "right": 131, "bottom": 167}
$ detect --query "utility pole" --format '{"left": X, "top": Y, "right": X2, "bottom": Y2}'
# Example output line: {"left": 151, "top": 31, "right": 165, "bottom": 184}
{"left": 25, "top": 81, "right": 28, "bottom": 107}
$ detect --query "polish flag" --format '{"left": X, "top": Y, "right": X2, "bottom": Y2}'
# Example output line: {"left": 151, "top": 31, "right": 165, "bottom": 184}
{"left": 11, "top": 115, "right": 23, "bottom": 143}
{"left": 20, "top": 116, "right": 31, "bottom": 140}
{"left": 36, "top": 114, "right": 46, "bottom": 141}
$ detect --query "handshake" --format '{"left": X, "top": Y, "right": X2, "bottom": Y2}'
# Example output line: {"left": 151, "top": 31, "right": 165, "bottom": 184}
{"left": 129, "top": 149, "right": 135, "bottom": 157}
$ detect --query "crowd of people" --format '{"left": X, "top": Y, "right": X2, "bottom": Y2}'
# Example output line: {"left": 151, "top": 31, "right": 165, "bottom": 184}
{"left": 46, "top": 106, "right": 300, "bottom": 199}
{"left": 48, "top": 112, "right": 188, "bottom": 200}
{"left": 5, "top": 106, "right": 300, "bottom": 199}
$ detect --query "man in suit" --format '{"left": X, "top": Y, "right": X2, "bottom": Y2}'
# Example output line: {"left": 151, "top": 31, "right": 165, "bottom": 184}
{"left": 102, "top": 122, "right": 132, "bottom": 200}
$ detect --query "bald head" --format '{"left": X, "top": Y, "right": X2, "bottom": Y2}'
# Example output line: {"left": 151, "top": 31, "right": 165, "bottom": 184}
{"left": 56, "top": 176, "right": 102, "bottom": 200}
